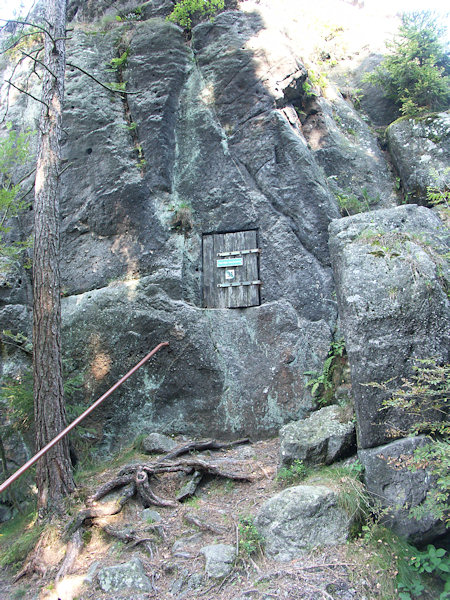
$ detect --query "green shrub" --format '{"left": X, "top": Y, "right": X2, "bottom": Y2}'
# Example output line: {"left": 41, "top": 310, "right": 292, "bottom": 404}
{"left": 0, "top": 123, "right": 33, "bottom": 270}
{"left": 168, "top": 0, "right": 225, "bottom": 30}
{"left": 398, "top": 544, "right": 450, "bottom": 600}
{"left": 363, "top": 11, "right": 450, "bottom": 117}
{"left": 106, "top": 49, "right": 129, "bottom": 72}
{"left": 276, "top": 459, "right": 308, "bottom": 485}
{"left": 302, "top": 69, "right": 328, "bottom": 98}
{"left": 238, "top": 515, "right": 263, "bottom": 557}
{"left": 375, "top": 359, "right": 449, "bottom": 527}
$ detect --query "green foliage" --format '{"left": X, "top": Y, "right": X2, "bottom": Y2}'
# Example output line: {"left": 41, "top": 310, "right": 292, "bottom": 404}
{"left": 427, "top": 167, "right": 449, "bottom": 222}
{"left": 302, "top": 69, "right": 328, "bottom": 98}
{"left": 116, "top": 6, "right": 143, "bottom": 22}
{"left": 107, "top": 81, "right": 127, "bottom": 92}
{"left": 336, "top": 188, "right": 379, "bottom": 216}
{"left": 107, "top": 49, "right": 129, "bottom": 72}
{"left": 168, "top": 0, "right": 225, "bottom": 30}
{"left": 0, "top": 123, "right": 33, "bottom": 270}
{"left": 398, "top": 545, "right": 450, "bottom": 600}
{"left": 276, "top": 459, "right": 308, "bottom": 486}
{"left": 375, "top": 359, "right": 449, "bottom": 527}
{"left": 304, "top": 339, "right": 345, "bottom": 406}
{"left": 0, "top": 509, "right": 42, "bottom": 570}
{"left": 238, "top": 515, "right": 263, "bottom": 557}
{"left": 123, "top": 121, "right": 137, "bottom": 132}
{"left": 363, "top": 11, "right": 450, "bottom": 117}
{"left": 0, "top": 370, "right": 34, "bottom": 435}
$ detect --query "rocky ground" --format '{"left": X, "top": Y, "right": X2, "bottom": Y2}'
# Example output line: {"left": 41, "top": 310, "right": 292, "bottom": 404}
{"left": 0, "top": 436, "right": 440, "bottom": 600}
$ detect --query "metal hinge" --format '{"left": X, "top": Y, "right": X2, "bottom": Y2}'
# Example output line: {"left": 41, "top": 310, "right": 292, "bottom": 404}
{"left": 218, "top": 280, "right": 262, "bottom": 288}
{"left": 217, "top": 248, "right": 261, "bottom": 257}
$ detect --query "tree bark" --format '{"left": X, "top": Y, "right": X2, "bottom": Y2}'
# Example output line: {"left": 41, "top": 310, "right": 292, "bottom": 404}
{"left": 33, "top": 0, "right": 74, "bottom": 513}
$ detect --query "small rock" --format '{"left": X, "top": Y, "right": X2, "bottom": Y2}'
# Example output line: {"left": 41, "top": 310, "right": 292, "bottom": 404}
{"left": 172, "top": 533, "right": 203, "bottom": 555}
{"left": 83, "top": 560, "right": 100, "bottom": 584}
{"left": 97, "top": 557, "right": 151, "bottom": 592}
{"left": 176, "top": 471, "right": 203, "bottom": 501}
{"left": 200, "top": 544, "right": 236, "bottom": 578}
{"left": 255, "top": 485, "right": 355, "bottom": 561}
{"left": 142, "top": 432, "right": 177, "bottom": 454}
{"left": 141, "top": 508, "right": 162, "bottom": 523}
{"left": 279, "top": 405, "right": 356, "bottom": 467}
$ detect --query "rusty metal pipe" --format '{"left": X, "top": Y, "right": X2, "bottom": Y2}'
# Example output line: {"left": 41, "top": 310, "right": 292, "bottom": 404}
{"left": 0, "top": 342, "right": 169, "bottom": 495}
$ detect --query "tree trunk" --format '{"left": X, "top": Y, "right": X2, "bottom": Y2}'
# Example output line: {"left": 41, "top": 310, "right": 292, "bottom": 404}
{"left": 33, "top": 0, "right": 74, "bottom": 513}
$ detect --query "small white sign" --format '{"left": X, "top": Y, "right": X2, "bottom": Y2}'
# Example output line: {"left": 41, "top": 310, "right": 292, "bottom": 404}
{"left": 217, "top": 257, "right": 244, "bottom": 268}
{"left": 225, "top": 269, "right": 235, "bottom": 280}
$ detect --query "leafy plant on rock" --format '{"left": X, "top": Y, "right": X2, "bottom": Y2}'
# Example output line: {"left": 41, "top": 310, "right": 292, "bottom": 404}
{"left": 363, "top": 11, "right": 450, "bottom": 117}
{"left": 398, "top": 544, "right": 450, "bottom": 600}
{"left": 374, "top": 359, "right": 449, "bottom": 527}
{"left": 168, "top": 0, "right": 225, "bottom": 30}
{"left": 304, "top": 339, "right": 346, "bottom": 406}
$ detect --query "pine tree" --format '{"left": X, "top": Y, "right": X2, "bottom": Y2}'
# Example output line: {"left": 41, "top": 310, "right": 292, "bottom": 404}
{"left": 365, "top": 11, "right": 450, "bottom": 117}
{"left": 32, "top": 0, "right": 74, "bottom": 514}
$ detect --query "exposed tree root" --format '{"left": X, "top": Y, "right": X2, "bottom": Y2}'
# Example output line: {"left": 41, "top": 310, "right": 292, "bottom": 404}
{"left": 96, "top": 523, "right": 156, "bottom": 558}
{"left": 68, "top": 438, "right": 253, "bottom": 535}
{"left": 56, "top": 530, "right": 83, "bottom": 580}
{"left": 157, "top": 438, "right": 251, "bottom": 462}
{"left": 66, "top": 483, "right": 136, "bottom": 537}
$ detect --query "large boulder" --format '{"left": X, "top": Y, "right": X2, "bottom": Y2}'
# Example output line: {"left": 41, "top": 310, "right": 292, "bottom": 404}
{"left": 61, "top": 284, "right": 329, "bottom": 444}
{"left": 359, "top": 436, "right": 446, "bottom": 544}
{"left": 279, "top": 405, "right": 356, "bottom": 467}
{"left": 255, "top": 485, "right": 355, "bottom": 561}
{"left": 387, "top": 113, "right": 450, "bottom": 205}
{"left": 329, "top": 205, "right": 449, "bottom": 449}
{"left": 142, "top": 433, "right": 177, "bottom": 454}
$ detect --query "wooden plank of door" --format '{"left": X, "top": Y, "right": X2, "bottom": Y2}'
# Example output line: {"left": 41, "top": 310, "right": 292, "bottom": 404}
{"left": 202, "top": 234, "right": 216, "bottom": 308}
{"left": 228, "top": 231, "right": 247, "bottom": 308}
{"left": 215, "top": 233, "right": 228, "bottom": 308}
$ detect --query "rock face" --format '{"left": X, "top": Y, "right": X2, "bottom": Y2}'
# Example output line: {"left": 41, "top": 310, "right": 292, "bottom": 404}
{"left": 0, "top": 7, "right": 351, "bottom": 446}
{"left": 359, "top": 436, "right": 447, "bottom": 543}
{"left": 387, "top": 113, "right": 450, "bottom": 205}
{"left": 329, "top": 205, "right": 449, "bottom": 449}
{"left": 0, "top": 2, "right": 446, "bottom": 460}
{"left": 279, "top": 405, "right": 356, "bottom": 467}
{"left": 302, "top": 94, "right": 397, "bottom": 211}
{"left": 255, "top": 485, "right": 355, "bottom": 561}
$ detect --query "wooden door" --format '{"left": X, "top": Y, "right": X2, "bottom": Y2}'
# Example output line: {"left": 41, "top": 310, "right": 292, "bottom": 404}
{"left": 203, "top": 230, "right": 261, "bottom": 308}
